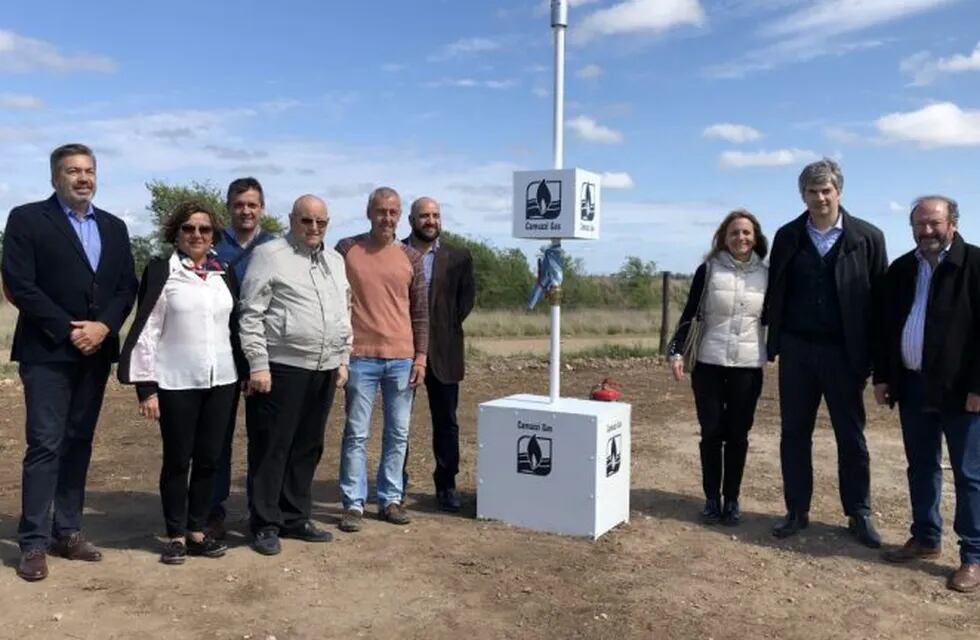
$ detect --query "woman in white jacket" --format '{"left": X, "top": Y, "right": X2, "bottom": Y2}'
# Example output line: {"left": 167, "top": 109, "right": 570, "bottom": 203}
{"left": 667, "top": 210, "right": 768, "bottom": 526}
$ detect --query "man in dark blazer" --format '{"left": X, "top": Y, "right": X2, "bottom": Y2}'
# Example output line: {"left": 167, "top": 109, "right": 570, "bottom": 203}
{"left": 764, "top": 158, "right": 887, "bottom": 547}
{"left": 404, "top": 197, "right": 475, "bottom": 512}
{"left": 875, "top": 196, "right": 980, "bottom": 593}
{"left": 2, "top": 143, "right": 138, "bottom": 581}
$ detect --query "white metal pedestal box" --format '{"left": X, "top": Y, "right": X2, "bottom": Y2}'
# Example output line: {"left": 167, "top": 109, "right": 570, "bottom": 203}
{"left": 476, "top": 394, "right": 631, "bottom": 539}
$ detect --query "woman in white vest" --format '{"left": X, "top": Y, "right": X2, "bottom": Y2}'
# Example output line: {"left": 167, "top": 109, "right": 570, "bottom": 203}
{"left": 667, "top": 209, "right": 768, "bottom": 526}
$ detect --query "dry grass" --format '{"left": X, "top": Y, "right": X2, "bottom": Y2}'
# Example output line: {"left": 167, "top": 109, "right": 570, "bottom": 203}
{"left": 463, "top": 308, "right": 663, "bottom": 338}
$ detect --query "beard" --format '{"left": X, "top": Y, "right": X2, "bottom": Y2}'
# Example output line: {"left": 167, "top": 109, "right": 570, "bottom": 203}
{"left": 917, "top": 236, "right": 945, "bottom": 254}
{"left": 412, "top": 225, "right": 440, "bottom": 243}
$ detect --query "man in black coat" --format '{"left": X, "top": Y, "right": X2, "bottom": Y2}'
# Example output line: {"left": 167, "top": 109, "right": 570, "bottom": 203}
{"left": 2, "top": 144, "right": 138, "bottom": 581}
{"left": 764, "top": 158, "right": 887, "bottom": 547}
{"left": 875, "top": 196, "right": 980, "bottom": 593}
{"left": 404, "top": 197, "right": 475, "bottom": 511}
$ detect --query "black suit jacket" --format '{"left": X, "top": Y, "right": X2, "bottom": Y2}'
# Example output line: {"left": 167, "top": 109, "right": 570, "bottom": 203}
{"left": 873, "top": 233, "right": 980, "bottom": 412}
{"left": 764, "top": 208, "right": 887, "bottom": 378}
{"left": 403, "top": 238, "right": 475, "bottom": 383}
{"left": 2, "top": 194, "right": 138, "bottom": 364}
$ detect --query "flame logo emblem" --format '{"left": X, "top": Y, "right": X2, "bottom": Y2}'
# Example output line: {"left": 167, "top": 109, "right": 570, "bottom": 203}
{"left": 606, "top": 435, "right": 622, "bottom": 477}
{"left": 526, "top": 180, "right": 562, "bottom": 220}
{"left": 580, "top": 182, "right": 595, "bottom": 221}
{"left": 517, "top": 435, "right": 553, "bottom": 476}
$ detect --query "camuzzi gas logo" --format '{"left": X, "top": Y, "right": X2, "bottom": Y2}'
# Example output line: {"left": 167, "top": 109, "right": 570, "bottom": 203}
{"left": 580, "top": 182, "right": 595, "bottom": 222}
{"left": 517, "top": 434, "right": 553, "bottom": 476}
{"left": 525, "top": 180, "right": 562, "bottom": 220}
{"left": 606, "top": 434, "right": 622, "bottom": 477}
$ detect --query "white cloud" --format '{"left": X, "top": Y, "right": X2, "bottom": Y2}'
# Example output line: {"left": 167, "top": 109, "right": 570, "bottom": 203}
{"left": 900, "top": 41, "right": 980, "bottom": 86}
{"left": 572, "top": 0, "right": 706, "bottom": 45}
{"left": 762, "top": 0, "right": 956, "bottom": 40}
{"left": 702, "top": 123, "right": 762, "bottom": 143}
{"left": 719, "top": 148, "right": 818, "bottom": 169}
{"left": 889, "top": 201, "right": 906, "bottom": 213}
{"left": 706, "top": 0, "right": 953, "bottom": 78}
{"left": 429, "top": 37, "right": 502, "bottom": 61}
{"left": 0, "top": 29, "right": 116, "bottom": 73}
{"left": 875, "top": 102, "right": 980, "bottom": 147}
{"left": 0, "top": 93, "right": 44, "bottom": 109}
{"left": 578, "top": 64, "right": 603, "bottom": 80}
{"left": 532, "top": 87, "right": 549, "bottom": 98}
{"left": 424, "top": 78, "right": 517, "bottom": 90}
{"left": 601, "top": 172, "right": 635, "bottom": 189}
{"left": 567, "top": 115, "right": 624, "bottom": 144}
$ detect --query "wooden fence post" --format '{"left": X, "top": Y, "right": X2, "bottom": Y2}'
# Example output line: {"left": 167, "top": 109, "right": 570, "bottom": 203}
{"left": 659, "top": 271, "right": 671, "bottom": 355}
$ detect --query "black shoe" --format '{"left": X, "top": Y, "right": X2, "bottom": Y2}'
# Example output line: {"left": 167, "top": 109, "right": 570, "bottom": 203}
{"left": 721, "top": 499, "right": 741, "bottom": 526}
{"left": 186, "top": 535, "right": 227, "bottom": 558}
{"left": 160, "top": 540, "right": 187, "bottom": 565}
{"left": 436, "top": 489, "right": 462, "bottom": 513}
{"left": 772, "top": 512, "right": 809, "bottom": 538}
{"left": 701, "top": 498, "right": 722, "bottom": 525}
{"left": 281, "top": 520, "right": 333, "bottom": 543}
{"left": 848, "top": 514, "right": 882, "bottom": 549}
{"left": 252, "top": 528, "right": 281, "bottom": 556}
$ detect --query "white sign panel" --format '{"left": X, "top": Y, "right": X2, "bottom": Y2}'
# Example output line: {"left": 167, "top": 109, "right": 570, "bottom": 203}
{"left": 513, "top": 169, "right": 601, "bottom": 240}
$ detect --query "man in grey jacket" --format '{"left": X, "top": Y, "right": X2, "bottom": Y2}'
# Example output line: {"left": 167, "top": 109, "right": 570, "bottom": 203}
{"left": 238, "top": 194, "right": 352, "bottom": 555}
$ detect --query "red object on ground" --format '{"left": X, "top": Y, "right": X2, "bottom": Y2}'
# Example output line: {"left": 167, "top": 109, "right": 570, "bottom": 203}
{"left": 590, "top": 377, "right": 623, "bottom": 402}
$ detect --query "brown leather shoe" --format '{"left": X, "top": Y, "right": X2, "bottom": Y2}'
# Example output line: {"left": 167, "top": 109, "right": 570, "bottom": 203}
{"left": 948, "top": 563, "right": 980, "bottom": 593}
{"left": 17, "top": 548, "right": 48, "bottom": 581}
{"left": 882, "top": 537, "right": 942, "bottom": 563}
{"left": 379, "top": 503, "right": 411, "bottom": 525}
{"left": 49, "top": 532, "right": 102, "bottom": 562}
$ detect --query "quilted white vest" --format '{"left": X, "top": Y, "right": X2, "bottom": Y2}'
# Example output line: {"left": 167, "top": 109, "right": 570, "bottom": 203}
{"left": 696, "top": 252, "right": 768, "bottom": 368}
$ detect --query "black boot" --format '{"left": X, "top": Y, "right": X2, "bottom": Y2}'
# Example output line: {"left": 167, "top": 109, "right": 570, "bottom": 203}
{"left": 721, "top": 499, "right": 741, "bottom": 526}
{"left": 701, "top": 498, "right": 722, "bottom": 525}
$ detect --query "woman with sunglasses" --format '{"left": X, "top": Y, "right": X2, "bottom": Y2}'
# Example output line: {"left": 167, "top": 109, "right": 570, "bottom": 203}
{"left": 119, "top": 200, "right": 246, "bottom": 564}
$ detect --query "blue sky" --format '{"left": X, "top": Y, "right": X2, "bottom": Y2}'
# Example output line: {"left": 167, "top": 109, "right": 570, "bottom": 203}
{"left": 2, "top": 0, "right": 979, "bottom": 274}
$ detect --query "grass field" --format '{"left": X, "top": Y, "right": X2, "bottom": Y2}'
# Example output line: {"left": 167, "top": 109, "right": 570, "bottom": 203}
{"left": 463, "top": 308, "right": 665, "bottom": 338}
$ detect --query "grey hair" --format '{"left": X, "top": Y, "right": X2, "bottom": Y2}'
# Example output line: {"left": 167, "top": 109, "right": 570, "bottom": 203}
{"left": 366, "top": 186, "right": 401, "bottom": 212}
{"left": 798, "top": 157, "right": 843, "bottom": 197}
{"left": 50, "top": 143, "right": 96, "bottom": 178}
{"left": 910, "top": 194, "right": 959, "bottom": 226}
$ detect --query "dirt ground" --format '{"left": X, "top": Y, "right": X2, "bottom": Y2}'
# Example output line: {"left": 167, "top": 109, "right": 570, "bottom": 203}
{"left": 0, "top": 357, "right": 979, "bottom": 640}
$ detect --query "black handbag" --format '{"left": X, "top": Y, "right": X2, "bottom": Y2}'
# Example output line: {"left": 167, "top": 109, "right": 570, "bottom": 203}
{"left": 680, "top": 262, "right": 711, "bottom": 372}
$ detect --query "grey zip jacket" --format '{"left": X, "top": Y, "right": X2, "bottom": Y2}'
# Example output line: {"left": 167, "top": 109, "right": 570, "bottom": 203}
{"left": 239, "top": 233, "right": 353, "bottom": 372}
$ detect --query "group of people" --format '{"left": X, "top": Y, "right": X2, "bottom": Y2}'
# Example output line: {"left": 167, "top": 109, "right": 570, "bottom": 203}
{"left": 668, "top": 158, "right": 980, "bottom": 593}
{"left": 5, "top": 143, "right": 977, "bottom": 596}
{"left": 2, "top": 144, "right": 474, "bottom": 579}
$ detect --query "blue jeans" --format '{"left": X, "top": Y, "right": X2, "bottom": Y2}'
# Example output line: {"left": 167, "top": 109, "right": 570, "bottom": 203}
{"left": 899, "top": 372, "right": 980, "bottom": 564}
{"left": 339, "top": 357, "right": 414, "bottom": 511}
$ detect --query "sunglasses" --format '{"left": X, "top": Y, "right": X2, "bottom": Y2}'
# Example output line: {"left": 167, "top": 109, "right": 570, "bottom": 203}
{"left": 180, "top": 223, "right": 213, "bottom": 236}
{"left": 299, "top": 217, "right": 328, "bottom": 229}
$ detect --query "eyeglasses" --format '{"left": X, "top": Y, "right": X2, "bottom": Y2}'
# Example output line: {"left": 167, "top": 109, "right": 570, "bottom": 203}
{"left": 180, "top": 224, "right": 213, "bottom": 236}
{"left": 299, "top": 217, "right": 328, "bottom": 229}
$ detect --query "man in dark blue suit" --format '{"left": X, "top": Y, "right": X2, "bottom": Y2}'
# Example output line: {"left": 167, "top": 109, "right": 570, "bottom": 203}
{"left": 2, "top": 143, "right": 138, "bottom": 581}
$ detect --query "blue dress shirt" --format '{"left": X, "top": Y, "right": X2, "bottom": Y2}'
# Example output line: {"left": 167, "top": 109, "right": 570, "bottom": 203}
{"left": 57, "top": 196, "right": 101, "bottom": 270}
{"left": 901, "top": 247, "right": 950, "bottom": 371}
{"left": 805, "top": 214, "right": 844, "bottom": 257}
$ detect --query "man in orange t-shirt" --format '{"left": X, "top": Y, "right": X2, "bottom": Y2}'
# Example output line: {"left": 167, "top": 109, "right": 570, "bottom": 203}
{"left": 336, "top": 187, "right": 428, "bottom": 532}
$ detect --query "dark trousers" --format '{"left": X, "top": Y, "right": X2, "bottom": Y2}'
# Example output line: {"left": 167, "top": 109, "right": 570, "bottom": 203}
{"left": 691, "top": 363, "right": 762, "bottom": 502}
{"left": 426, "top": 374, "right": 460, "bottom": 492}
{"left": 778, "top": 333, "right": 871, "bottom": 516}
{"left": 246, "top": 363, "right": 337, "bottom": 533}
{"left": 157, "top": 384, "right": 237, "bottom": 538}
{"left": 899, "top": 371, "right": 980, "bottom": 564}
{"left": 17, "top": 359, "right": 110, "bottom": 551}
{"left": 210, "top": 387, "right": 243, "bottom": 521}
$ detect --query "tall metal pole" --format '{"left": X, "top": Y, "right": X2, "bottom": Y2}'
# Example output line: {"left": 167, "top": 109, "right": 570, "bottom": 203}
{"left": 549, "top": 0, "right": 567, "bottom": 404}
